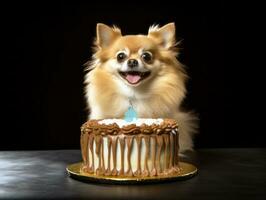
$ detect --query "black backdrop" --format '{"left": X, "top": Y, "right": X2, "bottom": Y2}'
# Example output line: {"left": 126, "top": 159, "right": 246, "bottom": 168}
{"left": 1, "top": 1, "right": 260, "bottom": 150}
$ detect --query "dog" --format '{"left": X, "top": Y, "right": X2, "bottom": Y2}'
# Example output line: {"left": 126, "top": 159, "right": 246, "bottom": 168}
{"left": 84, "top": 23, "right": 197, "bottom": 153}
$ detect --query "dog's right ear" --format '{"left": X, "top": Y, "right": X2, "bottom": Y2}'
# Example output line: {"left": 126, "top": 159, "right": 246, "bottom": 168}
{"left": 96, "top": 23, "right": 122, "bottom": 48}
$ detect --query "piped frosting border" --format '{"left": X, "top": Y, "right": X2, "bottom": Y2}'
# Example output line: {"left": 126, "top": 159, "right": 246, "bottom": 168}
{"left": 81, "top": 118, "right": 178, "bottom": 135}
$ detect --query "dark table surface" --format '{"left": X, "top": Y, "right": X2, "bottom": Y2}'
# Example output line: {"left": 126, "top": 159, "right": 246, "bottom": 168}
{"left": 0, "top": 148, "right": 266, "bottom": 200}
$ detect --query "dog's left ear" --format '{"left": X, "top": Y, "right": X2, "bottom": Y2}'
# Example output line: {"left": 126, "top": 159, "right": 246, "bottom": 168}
{"left": 148, "top": 23, "right": 176, "bottom": 49}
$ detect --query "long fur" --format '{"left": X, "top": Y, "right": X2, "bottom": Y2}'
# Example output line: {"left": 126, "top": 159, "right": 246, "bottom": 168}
{"left": 84, "top": 23, "right": 198, "bottom": 153}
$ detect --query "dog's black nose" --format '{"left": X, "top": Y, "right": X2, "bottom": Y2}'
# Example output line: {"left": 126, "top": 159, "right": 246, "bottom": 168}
{"left": 127, "top": 59, "right": 138, "bottom": 68}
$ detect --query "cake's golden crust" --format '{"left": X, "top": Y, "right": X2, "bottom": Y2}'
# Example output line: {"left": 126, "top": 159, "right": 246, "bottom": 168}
{"left": 81, "top": 119, "right": 178, "bottom": 135}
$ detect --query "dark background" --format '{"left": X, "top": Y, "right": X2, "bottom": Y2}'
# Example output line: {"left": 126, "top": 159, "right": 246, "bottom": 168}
{"left": 1, "top": 1, "right": 262, "bottom": 150}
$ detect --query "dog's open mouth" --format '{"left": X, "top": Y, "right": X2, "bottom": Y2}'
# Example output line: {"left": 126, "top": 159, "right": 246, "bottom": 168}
{"left": 118, "top": 71, "right": 151, "bottom": 85}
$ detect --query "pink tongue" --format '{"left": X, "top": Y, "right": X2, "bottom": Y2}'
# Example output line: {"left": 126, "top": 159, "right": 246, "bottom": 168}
{"left": 125, "top": 74, "right": 141, "bottom": 84}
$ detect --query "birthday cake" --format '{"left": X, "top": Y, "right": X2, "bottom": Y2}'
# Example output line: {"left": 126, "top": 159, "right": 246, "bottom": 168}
{"left": 80, "top": 118, "right": 180, "bottom": 177}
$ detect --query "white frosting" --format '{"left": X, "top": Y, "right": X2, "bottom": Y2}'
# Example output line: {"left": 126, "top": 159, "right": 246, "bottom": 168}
{"left": 98, "top": 118, "right": 164, "bottom": 128}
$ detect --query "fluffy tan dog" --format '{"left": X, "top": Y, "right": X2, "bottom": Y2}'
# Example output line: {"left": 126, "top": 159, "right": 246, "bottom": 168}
{"left": 84, "top": 23, "right": 197, "bottom": 153}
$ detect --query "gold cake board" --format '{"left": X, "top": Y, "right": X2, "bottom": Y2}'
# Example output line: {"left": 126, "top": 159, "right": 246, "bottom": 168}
{"left": 67, "top": 162, "right": 197, "bottom": 184}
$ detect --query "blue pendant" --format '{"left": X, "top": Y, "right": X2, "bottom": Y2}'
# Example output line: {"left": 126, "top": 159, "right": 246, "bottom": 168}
{"left": 124, "top": 106, "right": 138, "bottom": 122}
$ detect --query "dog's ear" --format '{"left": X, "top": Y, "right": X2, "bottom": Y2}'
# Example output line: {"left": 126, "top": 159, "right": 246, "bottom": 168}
{"left": 96, "top": 23, "right": 122, "bottom": 48}
{"left": 148, "top": 23, "right": 176, "bottom": 49}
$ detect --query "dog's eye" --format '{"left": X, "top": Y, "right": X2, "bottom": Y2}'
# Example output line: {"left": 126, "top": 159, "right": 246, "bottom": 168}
{"left": 117, "top": 52, "right": 127, "bottom": 62}
{"left": 141, "top": 52, "right": 152, "bottom": 63}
